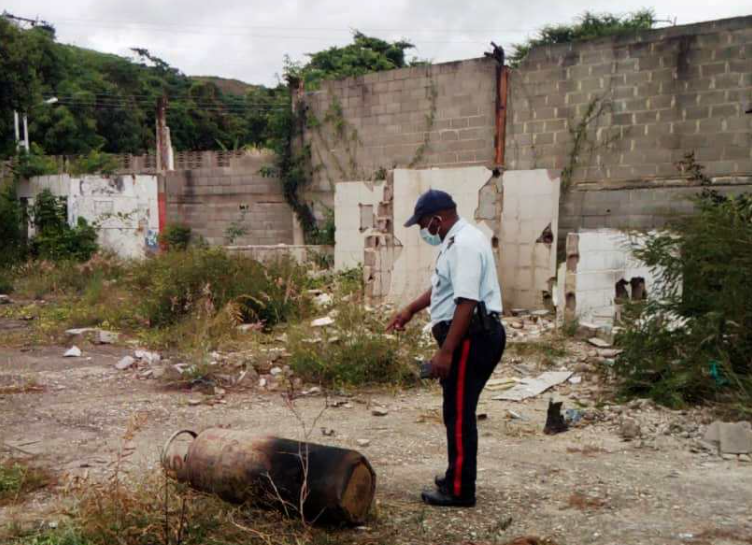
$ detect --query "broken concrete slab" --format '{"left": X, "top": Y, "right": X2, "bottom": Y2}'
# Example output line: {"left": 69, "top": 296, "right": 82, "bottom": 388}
{"left": 64, "top": 346, "right": 82, "bottom": 358}
{"left": 311, "top": 316, "right": 335, "bottom": 327}
{"left": 587, "top": 337, "right": 612, "bottom": 348}
{"left": 492, "top": 371, "right": 572, "bottom": 401}
{"left": 704, "top": 421, "right": 752, "bottom": 454}
{"left": 115, "top": 356, "right": 136, "bottom": 371}
{"left": 65, "top": 327, "right": 98, "bottom": 337}
{"left": 96, "top": 330, "right": 120, "bottom": 344}
{"left": 134, "top": 350, "right": 161, "bottom": 364}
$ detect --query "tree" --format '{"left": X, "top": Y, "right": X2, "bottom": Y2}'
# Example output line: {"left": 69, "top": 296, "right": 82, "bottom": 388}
{"left": 510, "top": 10, "right": 657, "bottom": 66}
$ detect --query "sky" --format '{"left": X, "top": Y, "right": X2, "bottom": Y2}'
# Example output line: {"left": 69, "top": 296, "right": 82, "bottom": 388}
{"left": 5, "top": 0, "right": 751, "bottom": 86}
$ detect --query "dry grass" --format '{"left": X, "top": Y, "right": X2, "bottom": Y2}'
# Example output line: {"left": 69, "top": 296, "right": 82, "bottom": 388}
{"left": 565, "top": 445, "right": 609, "bottom": 457}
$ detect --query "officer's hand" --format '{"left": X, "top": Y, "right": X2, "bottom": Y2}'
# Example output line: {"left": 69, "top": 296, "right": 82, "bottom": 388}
{"left": 386, "top": 308, "right": 413, "bottom": 332}
{"left": 431, "top": 349, "right": 453, "bottom": 379}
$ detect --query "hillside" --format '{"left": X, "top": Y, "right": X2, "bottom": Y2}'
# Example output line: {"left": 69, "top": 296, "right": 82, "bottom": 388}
{"left": 0, "top": 19, "right": 282, "bottom": 158}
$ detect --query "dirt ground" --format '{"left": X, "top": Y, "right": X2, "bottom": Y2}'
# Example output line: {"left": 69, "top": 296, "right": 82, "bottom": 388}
{"left": 1, "top": 340, "right": 752, "bottom": 545}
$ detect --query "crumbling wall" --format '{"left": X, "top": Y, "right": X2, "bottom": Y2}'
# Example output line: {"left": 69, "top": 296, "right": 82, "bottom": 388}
{"left": 557, "top": 229, "right": 658, "bottom": 327}
{"left": 334, "top": 181, "right": 386, "bottom": 270}
{"left": 163, "top": 150, "right": 294, "bottom": 246}
{"left": 19, "top": 174, "right": 160, "bottom": 259}
{"left": 301, "top": 58, "right": 498, "bottom": 216}
{"left": 500, "top": 170, "right": 561, "bottom": 310}
{"left": 506, "top": 15, "right": 752, "bottom": 245}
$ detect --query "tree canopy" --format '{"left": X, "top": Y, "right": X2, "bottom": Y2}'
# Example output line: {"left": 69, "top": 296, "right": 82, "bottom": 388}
{"left": 510, "top": 10, "right": 657, "bottom": 66}
{"left": 0, "top": 18, "right": 420, "bottom": 159}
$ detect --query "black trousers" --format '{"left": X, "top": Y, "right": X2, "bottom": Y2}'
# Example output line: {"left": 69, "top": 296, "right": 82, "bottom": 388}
{"left": 432, "top": 320, "right": 506, "bottom": 499}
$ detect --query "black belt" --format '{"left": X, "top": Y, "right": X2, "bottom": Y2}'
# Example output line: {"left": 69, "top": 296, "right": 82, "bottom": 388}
{"left": 432, "top": 312, "right": 502, "bottom": 342}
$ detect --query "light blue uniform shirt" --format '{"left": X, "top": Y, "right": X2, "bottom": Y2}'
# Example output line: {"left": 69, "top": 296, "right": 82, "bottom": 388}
{"left": 429, "top": 217, "right": 503, "bottom": 324}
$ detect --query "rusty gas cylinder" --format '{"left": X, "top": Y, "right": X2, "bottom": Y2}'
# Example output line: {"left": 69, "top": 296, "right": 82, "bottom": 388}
{"left": 162, "top": 428, "right": 376, "bottom": 525}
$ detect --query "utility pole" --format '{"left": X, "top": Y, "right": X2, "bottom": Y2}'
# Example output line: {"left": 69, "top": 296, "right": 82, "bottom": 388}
{"left": 22, "top": 113, "right": 29, "bottom": 153}
{"left": 13, "top": 111, "right": 20, "bottom": 152}
{"left": 155, "top": 96, "right": 174, "bottom": 172}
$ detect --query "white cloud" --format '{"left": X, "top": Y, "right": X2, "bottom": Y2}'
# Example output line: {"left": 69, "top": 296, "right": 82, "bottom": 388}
{"left": 5, "top": 0, "right": 750, "bottom": 85}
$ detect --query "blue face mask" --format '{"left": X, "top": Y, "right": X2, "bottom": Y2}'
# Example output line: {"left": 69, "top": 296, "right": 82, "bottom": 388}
{"left": 420, "top": 217, "right": 442, "bottom": 246}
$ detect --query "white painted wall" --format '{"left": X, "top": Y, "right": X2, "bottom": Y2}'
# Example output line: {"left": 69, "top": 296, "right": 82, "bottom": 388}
{"left": 389, "top": 167, "right": 495, "bottom": 304}
{"left": 334, "top": 180, "right": 385, "bottom": 270}
{"left": 500, "top": 170, "right": 561, "bottom": 310}
{"left": 558, "top": 229, "right": 658, "bottom": 326}
{"left": 20, "top": 174, "right": 160, "bottom": 259}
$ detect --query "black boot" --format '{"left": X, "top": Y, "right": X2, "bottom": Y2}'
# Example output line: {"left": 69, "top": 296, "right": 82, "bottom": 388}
{"left": 421, "top": 488, "right": 476, "bottom": 507}
{"left": 434, "top": 474, "right": 446, "bottom": 490}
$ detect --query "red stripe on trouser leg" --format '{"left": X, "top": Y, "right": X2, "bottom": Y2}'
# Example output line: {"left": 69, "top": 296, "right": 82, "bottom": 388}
{"left": 453, "top": 339, "right": 471, "bottom": 497}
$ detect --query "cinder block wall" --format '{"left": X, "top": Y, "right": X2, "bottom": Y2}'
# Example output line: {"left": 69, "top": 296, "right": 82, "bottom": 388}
{"left": 506, "top": 15, "right": 752, "bottom": 250}
{"left": 164, "top": 151, "right": 294, "bottom": 246}
{"left": 301, "top": 58, "right": 498, "bottom": 214}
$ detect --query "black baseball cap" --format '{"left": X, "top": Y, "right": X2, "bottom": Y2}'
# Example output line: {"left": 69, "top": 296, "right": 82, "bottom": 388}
{"left": 403, "top": 189, "right": 457, "bottom": 227}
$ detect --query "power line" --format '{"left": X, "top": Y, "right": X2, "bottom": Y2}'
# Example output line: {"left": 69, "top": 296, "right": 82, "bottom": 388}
{"left": 52, "top": 16, "right": 540, "bottom": 35}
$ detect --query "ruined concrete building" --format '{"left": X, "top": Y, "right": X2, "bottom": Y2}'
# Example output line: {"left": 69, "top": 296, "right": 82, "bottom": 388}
{"left": 299, "top": 15, "right": 751, "bottom": 325}
{"left": 17, "top": 15, "right": 751, "bottom": 327}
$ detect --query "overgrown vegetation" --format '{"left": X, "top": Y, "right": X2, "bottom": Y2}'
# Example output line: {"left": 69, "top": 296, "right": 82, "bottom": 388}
{"left": 0, "top": 460, "right": 55, "bottom": 505}
{"left": 614, "top": 189, "right": 752, "bottom": 411}
{"left": 510, "top": 10, "right": 657, "bottom": 66}
{"left": 159, "top": 224, "right": 193, "bottom": 251}
{"left": 28, "top": 189, "right": 98, "bottom": 262}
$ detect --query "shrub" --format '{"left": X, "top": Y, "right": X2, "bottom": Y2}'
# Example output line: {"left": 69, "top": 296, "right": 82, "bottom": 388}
{"left": 10, "top": 144, "right": 58, "bottom": 181}
{"left": 614, "top": 190, "right": 752, "bottom": 410}
{"left": 132, "top": 249, "right": 308, "bottom": 328}
{"left": 68, "top": 149, "right": 120, "bottom": 176}
{"left": 288, "top": 295, "right": 420, "bottom": 387}
{"left": 159, "top": 224, "right": 192, "bottom": 251}
{"left": 28, "top": 189, "right": 98, "bottom": 262}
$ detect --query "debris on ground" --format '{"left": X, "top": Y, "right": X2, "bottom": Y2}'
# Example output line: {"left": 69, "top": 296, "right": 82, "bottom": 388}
{"left": 486, "top": 377, "right": 518, "bottom": 391}
{"left": 237, "top": 323, "right": 263, "bottom": 333}
{"left": 63, "top": 346, "right": 82, "bottom": 358}
{"left": 321, "top": 427, "right": 336, "bottom": 437}
{"left": 620, "top": 416, "right": 641, "bottom": 441}
{"left": 115, "top": 356, "right": 136, "bottom": 371}
{"left": 493, "top": 372, "right": 572, "bottom": 401}
{"left": 0, "top": 294, "right": 12, "bottom": 304}
{"left": 543, "top": 400, "right": 568, "bottom": 435}
{"left": 134, "top": 350, "right": 161, "bottom": 365}
{"left": 703, "top": 421, "right": 752, "bottom": 455}
{"left": 356, "top": 439, "right": 371, "bottom": 447}
{"left": 587, "top": 337, "right": 611, "bottom": 348}
{"left": 371, "top": 408, "right": 389, "bottom": 417}
{"left": 95, "top": 330, "right": 119, "bottom": 344}
{"left": 311, "top": 316, "right": 336, "bottom": 327}
{"left": 65, "top": 327, "right": 97, "bottom": 337}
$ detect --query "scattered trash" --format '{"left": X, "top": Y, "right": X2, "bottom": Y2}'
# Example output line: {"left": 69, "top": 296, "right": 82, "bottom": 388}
{"left": 313, "top": 293, "right": 334, "bottom": 308}
{"left": 302, "top": 386, "right": 322, "bottom": 396}
{"left": 134, "top": 350, "right": 161, "bottom": 365}
{"left": 587, "top": 337, "right": 611, "bottom": 348}
{"left": 0, "top": 294, "right": 12, "bottom": 304}
{"left": 115, "top": 356, "right": 136, "bottom": 370}
{"left": 311, "top": 316, "right": 336, "bottom": 327}
{"left": 270, "top": 367, "right": 283, "bottom": 376}
{"left": 65, "top": 327, "right": 97, "bottom": 337}
{"left": 187, "top": 398, "right": 202, "bottom": 406}
{"left": 64, "top": 346, "right": 82, "bottom": 358}
{"left": 568, "top": 375, "right": 582, "bottom": 385}
{"left": 95, "top": 330, "right": 119, "bottom": 344}
{"left": 564, "top": 409, "right": 583, "bottom": 425}
{"left": 508, "top": 410, "right": 527, "bottom": 421}
{"left": 356, "top": 439, "right": 371, "bottom": 447}
{"left": 237, "top": 323, "right": 263, "bottom": 333}
{"left": 703, "top": 421, "right": 752, "bottom": 454}
{"left": 486, "top": 377, "right": 518, "bottom": 391}
{"left": 620, "top": 417, "right": 641, "bottom": 441}
{"left": 321, "top": 427, "right": 336, "bottom": 437}
{"left": 543, "top": 400, "right": 568, "bottom": 435}
{"left": 371, "top": 408, "right": 389, "bottom": 417}
{"left": 492, "top": 372, "right": 572, "bottom": 401}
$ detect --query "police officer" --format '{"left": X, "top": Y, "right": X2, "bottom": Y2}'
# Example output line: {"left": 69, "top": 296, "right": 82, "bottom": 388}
{"left": 386, "top": 189, "right": 506, "bottom": 508}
